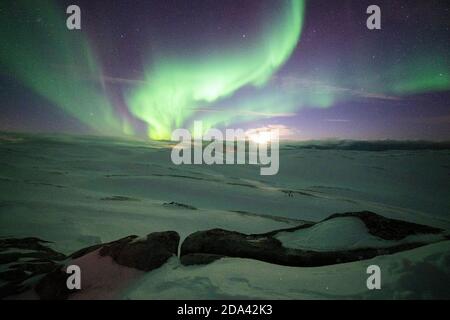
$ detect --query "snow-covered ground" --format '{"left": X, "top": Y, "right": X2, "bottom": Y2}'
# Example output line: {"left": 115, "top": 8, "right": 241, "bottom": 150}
{"left": 274, "top": 217, "right": 447, "bottom": 251}
{"left": 125, "top": 241, "right": 450, "bottom": 299}
{"left": 0, "top": 132, "right": 449, "bottom": 299}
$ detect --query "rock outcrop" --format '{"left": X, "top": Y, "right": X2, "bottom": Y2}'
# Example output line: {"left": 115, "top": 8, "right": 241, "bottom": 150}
{"left": 0, "top": 237, "right": 66, "bottom": 298}
{"left": 322, "top": 211, "right": 442, "bottom": 240}
{"left": 180, "top": 211, "right": 446, "bottom": 267}
{"left": 1, "top": 211, "right": 447, "bottom": 299}
{"left": 1, "top": 231, "right": 179, "bottom": 300}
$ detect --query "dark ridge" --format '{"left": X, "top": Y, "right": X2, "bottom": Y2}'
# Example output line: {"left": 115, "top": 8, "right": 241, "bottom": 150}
{"left": 230, "top": 210, "right": 307, "bottom": 224}
{"left": 281, "top": 140, "right": 450, "bottom": 151}
{"left": 180, "top": 211, "right": 447, "bottom": 267}
{"left": 180, "top": 228, "right": 438, "bottom": 268}
{"left": 100, "top": 195, "right": 140, "bottom": 201}
{"left": 226, "top": 182, "right": 257, "bottom": 188}
{"left": 35, "top": 269, "right": 72, "bottom": 300}
{"left": 323, "top": 211, "right": 443, "bottom": 240}
{"left": 0, "top": 237, "right": 67, "bottom": 299}
{"left": 98, "top": 232, "right": 179, "bottom": 271}
{"left": 281, "top": 189, "right": 318, "bottom": 198}
{"left": 163, "top": 201, "right": 197, "bottom": 210}
{"left": 152, "top": 173, "right": 206, "bottom": 181}
{"left": 0, "top": 212, "right": 446, "bottom": 299}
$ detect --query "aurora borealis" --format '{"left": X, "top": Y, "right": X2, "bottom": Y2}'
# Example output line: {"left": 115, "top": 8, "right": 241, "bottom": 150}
{"left": 1, "top": 0, "right": 449, "bottom": 140}
{"left": 127, "top": 0, "right": 304, "bottom": 139}
{"left": 0, "top": 0, "right": 124, "bottom": 136}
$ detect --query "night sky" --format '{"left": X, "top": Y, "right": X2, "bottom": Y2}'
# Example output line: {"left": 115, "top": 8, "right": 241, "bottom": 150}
{"left": 1, "top": 0, "right": 449, "bottom": 140}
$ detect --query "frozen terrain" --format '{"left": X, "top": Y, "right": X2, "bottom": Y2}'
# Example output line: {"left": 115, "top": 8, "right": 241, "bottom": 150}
{"left": 0, "top": 132, "right": 449, "bottom": 299}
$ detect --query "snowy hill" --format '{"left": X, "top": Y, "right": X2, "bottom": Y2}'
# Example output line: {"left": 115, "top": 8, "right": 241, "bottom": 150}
{"left": 0, "top": 132, "right": 449, "bottom": 299}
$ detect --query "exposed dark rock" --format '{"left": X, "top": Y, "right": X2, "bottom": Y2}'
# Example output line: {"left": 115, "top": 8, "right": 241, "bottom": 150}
{"left": 181, "top": 229, "right": 282, "bottom": 262}
{"left": 0, "top": 238, "right": 66, "bottom": 299}
{"left": 0, "top": 237, "right": 65, "bottom": 259}
{"left": 1, "top": 231, "right": 180, "bottom": 299}
{"left": 163, "top": 201, "right": 197, "bottom": 210}
{"left": 260, "top": 222, "right": 315, "bottom": 237}
{"left": 71, "top": 232, "right": 181, "bottom": 270}
{"left": 0, "top": 269, "right": 29, "bottom": 282}
{"left": 69, "top": 243, "right": 104, "bottom": 259}
{"left": 0, "top": 282, "right": 30, "bottom": 299}
{"left": 323, "top": 211, "right": 443, "bottom": 240}
{"left": 100, "top": 195, "right": 140, "bottom": 201}
{"left": 230, "top": 210, "right": 307, "bottom": 224}
{"left": 0, "top": 251, "right": 65, "bottom": 264}
{"left": 71, "top": 232, "right": 180, "bottom": 270}
{"left": 0, "top": 237, "right": 65, "bottom": 275}
{"left": 260, "top": 211, "right": 443, "bottom": 240}
{"left": 180, "top": 212, "right": 446, "bottom": 267}
{"left": 35, "top": 269, "right": 72, "bottom": 300}
{"left": 8, "top": 261, "right": 60, "bottom": 275}
{"left": 1, "top": 211, "right": 446, "bottom": 299}
{"left": 34, "top": 231, "right": 180, "bottom": 299}
{"left": 99, "top": 231, "right": 179, "bottom": 271}
{"left": 281, "top": 189, "right": 318, "bottom": 198}
{"left": 180, "top": 228, "right": 432, "bottom": 267}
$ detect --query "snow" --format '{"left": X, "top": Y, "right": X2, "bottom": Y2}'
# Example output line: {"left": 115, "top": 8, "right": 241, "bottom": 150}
{"left": 124, "top": 241, "right": 450, "bottom": 300}
{"left": 274, "top": 217, "right": 447, "bottom": 251}
{"left": 1, "top": 133, "right": 449, "bottom": 299}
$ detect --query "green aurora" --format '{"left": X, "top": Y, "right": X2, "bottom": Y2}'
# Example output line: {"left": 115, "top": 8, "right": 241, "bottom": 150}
{"left": 0, "top": 0, "right": 449, "bottom": 140}
{"left": 126, "top": 0, "right": 305, "bottom": 139}
{"left": 0, "top": 0, "right": 124, "bottom": 136}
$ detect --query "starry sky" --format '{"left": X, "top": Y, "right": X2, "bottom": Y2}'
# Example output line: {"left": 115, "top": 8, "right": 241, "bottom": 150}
{"left": 1, "top": 0, "right": 449, "bottom": 140}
